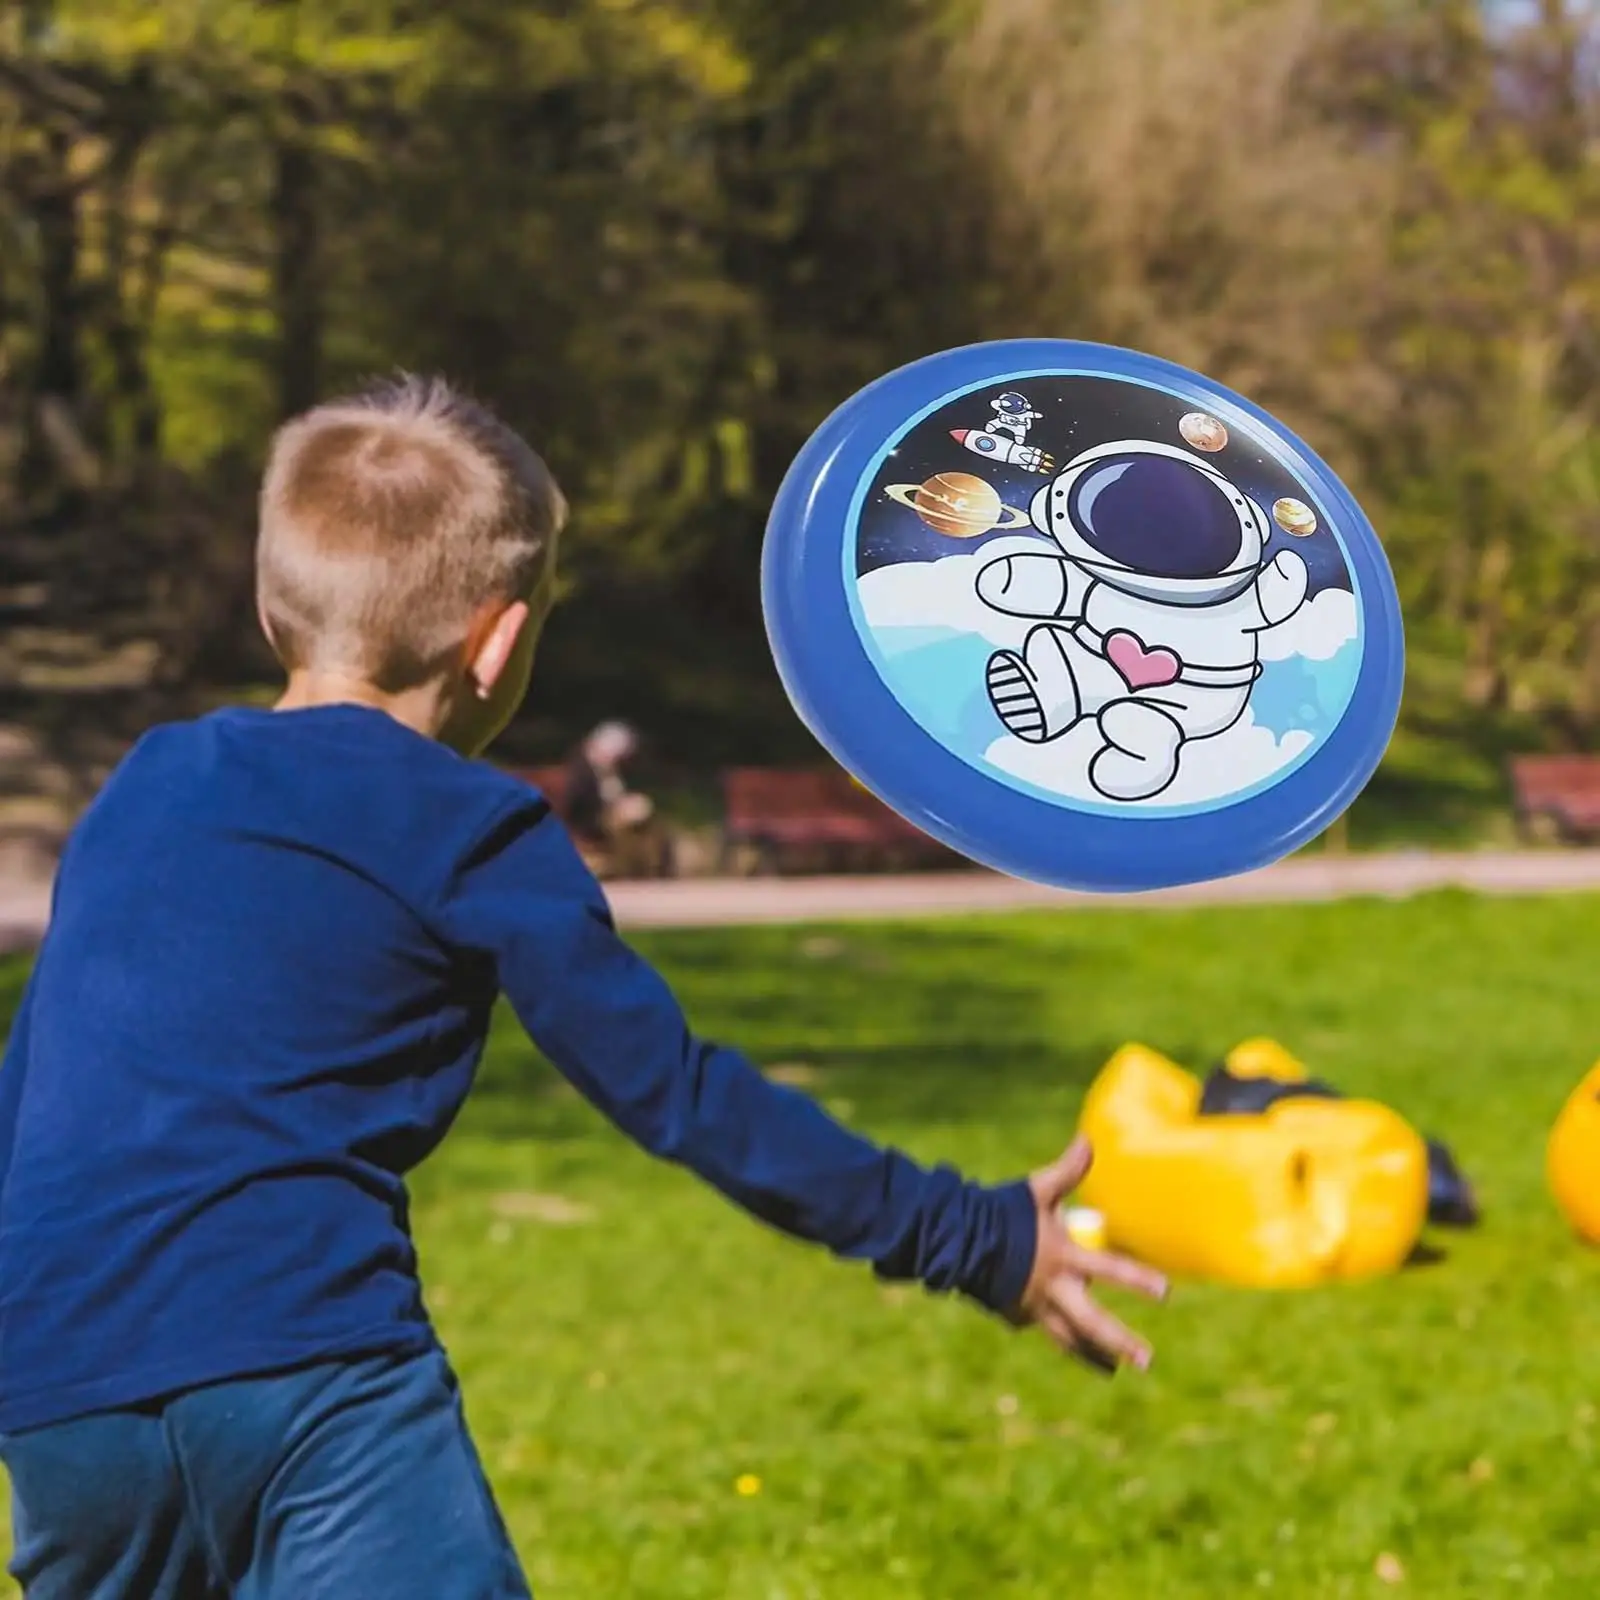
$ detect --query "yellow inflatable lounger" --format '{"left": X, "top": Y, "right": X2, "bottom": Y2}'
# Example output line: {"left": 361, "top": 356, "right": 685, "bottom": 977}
{"left": 1548, "top": 1060, "right": 1600, "bottom": 1246}
{"left": 1074, "top": 1043, "right": 1429, "bottom": 1289}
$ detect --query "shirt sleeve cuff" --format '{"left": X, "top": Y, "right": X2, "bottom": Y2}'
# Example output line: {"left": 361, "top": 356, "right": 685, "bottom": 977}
{"left": 972, "top": 1178, "right": 1038, "bottom": 1315}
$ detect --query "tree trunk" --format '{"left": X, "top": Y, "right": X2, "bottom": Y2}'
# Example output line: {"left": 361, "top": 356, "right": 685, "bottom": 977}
{"left": 101, "top": 122, "right": 162, "bottom": 495}
{"left": 271, "top": 98, "right": 322, "bottom": 420}
{"left": 1463, "top": 535, "right": 1512, "bottom": 710}
{"left": 20, "top": 127, "right": 87, "bottom": 513}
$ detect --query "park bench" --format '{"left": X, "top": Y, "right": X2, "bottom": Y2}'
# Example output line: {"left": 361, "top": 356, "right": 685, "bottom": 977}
{"left": 718, "top": 766, "right": 957, "bottom": 875}
{"left": 1508, "top": 755, "right": 1600, "bottom": 843}
{"left": 502, "top": 763, "right": 676, "bottom": 879}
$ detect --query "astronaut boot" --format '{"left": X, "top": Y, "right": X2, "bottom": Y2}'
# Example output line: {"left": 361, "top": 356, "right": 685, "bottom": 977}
{"left": 1090, "top": 699, "right": 1186, "bottom": 802}
{"left": 986, "top": 629, "right": 1082, "bottom": 744}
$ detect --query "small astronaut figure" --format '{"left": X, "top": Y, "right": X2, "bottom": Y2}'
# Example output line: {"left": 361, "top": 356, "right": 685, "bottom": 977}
{"left": 985, "top": 392, "right": 1043, "bottom": 446}
{"left": 977, "top": 440, "right": 1309, "bottom": 802}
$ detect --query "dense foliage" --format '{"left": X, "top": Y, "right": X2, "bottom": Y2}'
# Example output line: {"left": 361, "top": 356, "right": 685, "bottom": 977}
{"left": 2, "top": 0, "right": 1598, "bottom": 774}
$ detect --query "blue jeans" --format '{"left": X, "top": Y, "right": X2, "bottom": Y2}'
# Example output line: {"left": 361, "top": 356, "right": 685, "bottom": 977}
{"left": 0, "top": 1346, "right": 532, "bottom": 1599}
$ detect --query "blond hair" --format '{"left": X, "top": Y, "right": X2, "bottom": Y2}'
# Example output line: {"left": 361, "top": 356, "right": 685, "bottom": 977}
{"left": 257, "top": 375, "right": 566, "bottom": 689}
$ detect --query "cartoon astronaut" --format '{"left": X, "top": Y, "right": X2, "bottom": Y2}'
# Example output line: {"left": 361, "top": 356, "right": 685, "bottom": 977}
{"left": 977, "top": 440, "right": 1309, "bottom": 802}
{"left": 985, "top": 392, "right": 1043, "bottom": 446}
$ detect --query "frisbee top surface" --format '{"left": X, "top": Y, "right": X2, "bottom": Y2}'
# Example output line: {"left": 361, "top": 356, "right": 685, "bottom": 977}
{"left": 762, "top": 341, "right": 1403, "bottom": 892}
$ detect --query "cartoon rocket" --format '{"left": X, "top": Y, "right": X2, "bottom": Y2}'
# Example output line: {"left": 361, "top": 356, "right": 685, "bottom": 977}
{"left": 949, "top": 429, "right": 1053, "bottom": 475}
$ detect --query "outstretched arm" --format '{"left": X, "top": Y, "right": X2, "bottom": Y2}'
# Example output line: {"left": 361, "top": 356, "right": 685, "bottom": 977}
{"left": 0, "top": 971, "right": 36, "bottom": 1204}
{"left": 0, "top": 856, "right": 59, "bottom": 1202}
{"left": 435, "top": 797, "right": 1037, "bottom": 1314}
{"left": 1249, "top": 549, "right": 1309, "bottom": 631}
{"left": 977, "top": 552, "right": 1088, "bottom": 621}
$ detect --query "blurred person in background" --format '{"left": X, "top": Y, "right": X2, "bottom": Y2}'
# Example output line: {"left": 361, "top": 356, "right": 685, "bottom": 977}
{"left": 561, "top": 720, "right": 665, "bottom": 876}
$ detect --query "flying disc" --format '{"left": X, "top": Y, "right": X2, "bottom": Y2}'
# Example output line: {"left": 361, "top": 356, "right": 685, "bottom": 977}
{"left": 761, "top": 340, "right": 1403, "bottom": 893}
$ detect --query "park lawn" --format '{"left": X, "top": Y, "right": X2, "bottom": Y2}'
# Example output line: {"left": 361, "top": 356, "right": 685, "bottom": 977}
{"left": 1, "top": 891, "right": 1599, "bottom": 1597}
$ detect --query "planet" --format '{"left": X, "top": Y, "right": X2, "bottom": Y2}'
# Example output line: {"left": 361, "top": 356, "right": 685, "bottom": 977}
{"left": 884, "top": 471, "right": 1032, "bottom": 538}
{"left": 1179, "top": 412, "right": 1229, "bottom": 453}
{"left": 1272, "top": 497, "right": 1318, "bottom": 537}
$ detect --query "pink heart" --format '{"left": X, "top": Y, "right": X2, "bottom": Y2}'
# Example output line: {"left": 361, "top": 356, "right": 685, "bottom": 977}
{"left": 1105, "top": 630, "right": 1181, "bottom": 690}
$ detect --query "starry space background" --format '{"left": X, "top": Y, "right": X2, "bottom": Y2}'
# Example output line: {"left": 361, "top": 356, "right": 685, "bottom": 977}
{"left": 854, "top": 374, "right": 1355, "bottom": 599}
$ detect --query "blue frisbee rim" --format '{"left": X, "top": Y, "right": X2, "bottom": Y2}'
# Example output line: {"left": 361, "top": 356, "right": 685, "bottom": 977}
{"left": 761, "top": 339, "right": 1404, "bottom": 892}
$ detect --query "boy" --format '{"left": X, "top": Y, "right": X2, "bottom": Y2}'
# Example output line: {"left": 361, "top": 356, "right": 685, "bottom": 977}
{"left": 0, "top": 377, "right": 1165, "bottom": 1598}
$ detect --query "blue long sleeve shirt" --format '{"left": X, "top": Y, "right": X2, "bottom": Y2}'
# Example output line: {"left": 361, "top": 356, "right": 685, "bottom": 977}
{"left": 0, "top": 704, "right": 1035, "bottom": 1432}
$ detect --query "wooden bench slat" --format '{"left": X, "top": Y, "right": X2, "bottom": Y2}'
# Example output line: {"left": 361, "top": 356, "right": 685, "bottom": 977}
{"left": 720, "top": 766, "right": 953, "bottom": 870}
{"left": 1509, "top": 755, "right": 1600, "bottom": 840}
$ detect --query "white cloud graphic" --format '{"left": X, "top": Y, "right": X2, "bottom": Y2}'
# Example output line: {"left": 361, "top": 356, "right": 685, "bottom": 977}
{"left": 1257, "top": 585, "right": 1357, "bottom": 662}
{"left": 983, "top": 709, "right": 1313, "bottom": 808}
{"left": 857, "top": 540, "right": 1043, "bottom": 647}
{"left": 862, "top": 550, "right": 1358, "bottom": 665}
{"left": 856, "top": 552, "right": 1352, "bottom": 808}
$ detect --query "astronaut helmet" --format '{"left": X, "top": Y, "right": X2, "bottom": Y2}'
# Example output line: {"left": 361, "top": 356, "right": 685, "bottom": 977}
{"left": 991, "top": 391, "right": 1034, "bottom": 416}
{"left": 1029, "top": 440, "right": 1269, "bottom": 606}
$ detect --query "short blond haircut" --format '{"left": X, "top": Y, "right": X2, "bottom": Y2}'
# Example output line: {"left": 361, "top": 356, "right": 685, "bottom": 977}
{"left": 257, "top": 375, "right": 566, "bottom": 689}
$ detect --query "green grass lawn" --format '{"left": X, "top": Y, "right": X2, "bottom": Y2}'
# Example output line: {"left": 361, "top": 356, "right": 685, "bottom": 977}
{"left": 2, "top": 892, "right": 1599, "bottom": 1596}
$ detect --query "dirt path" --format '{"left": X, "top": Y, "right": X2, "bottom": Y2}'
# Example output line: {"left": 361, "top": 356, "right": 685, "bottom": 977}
{"left": 602, "top": 850, "right": 1600, "bottom": 928}
{"left": 0, "top": 877, "right": 51, "bottom": 956}
{"left": 3, "top": 850, "right": 1598, "bottom": 952}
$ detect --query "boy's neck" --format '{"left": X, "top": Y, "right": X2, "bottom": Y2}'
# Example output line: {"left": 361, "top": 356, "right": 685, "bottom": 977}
{"left": 276, "top": 671, "right": 453, "bottom": 742}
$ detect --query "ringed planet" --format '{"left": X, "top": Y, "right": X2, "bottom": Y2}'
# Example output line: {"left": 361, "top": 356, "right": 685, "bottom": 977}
{"left": 1179, "top": 412, "right": 1229, "bottom": 453}
{"left": 884, "top": 471, "right": 1033, "bottom": 538}
{"left": 1272, "top": 497, "right": 1318, "bottom": 537}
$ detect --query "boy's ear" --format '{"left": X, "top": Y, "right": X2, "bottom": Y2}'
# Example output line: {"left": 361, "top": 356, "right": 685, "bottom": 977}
{"left": 256, "top": 593, "right": 281, "bottom": 656}
{"left": 467, "top": 600, "right": 530, "bottom": 699}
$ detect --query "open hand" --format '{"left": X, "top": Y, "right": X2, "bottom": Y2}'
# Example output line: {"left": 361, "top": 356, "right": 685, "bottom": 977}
{"left": 1010, "top": 1135, "right": 1168, "bottom": 1374}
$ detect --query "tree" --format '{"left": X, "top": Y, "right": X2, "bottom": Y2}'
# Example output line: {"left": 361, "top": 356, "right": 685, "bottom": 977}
{"left": 6, "top": 0, "right": 1600, "bottom": 785}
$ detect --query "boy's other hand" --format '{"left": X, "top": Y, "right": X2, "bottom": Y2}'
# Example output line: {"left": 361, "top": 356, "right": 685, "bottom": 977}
{"left": 1011, "top": 1134, "right": 1168, "bottom": 1374}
